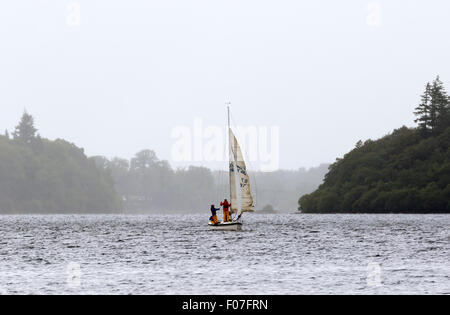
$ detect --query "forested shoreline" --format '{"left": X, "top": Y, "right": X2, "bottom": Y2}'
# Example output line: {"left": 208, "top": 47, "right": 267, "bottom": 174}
{"left": 92, "top": 153, "right": 328, "bottom": 213}
{"left": 0, "top": 112, "right": 327, "bottom": 214}
{"left": 0, "top": 112, "right": 122, "bottom": 213}
{"left": 4, "top": 77, "right": 448, "bottom": 214}
{"left": 299, "top": 76, "right": 450, "bottom": 213}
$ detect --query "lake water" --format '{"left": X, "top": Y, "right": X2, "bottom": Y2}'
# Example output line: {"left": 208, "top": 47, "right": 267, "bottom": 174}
{"left": 0, "top": 214, "right": 448, "bottom": 295}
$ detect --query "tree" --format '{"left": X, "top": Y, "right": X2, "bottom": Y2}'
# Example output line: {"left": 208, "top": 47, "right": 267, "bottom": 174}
{"left": 414, "top": 82, "right": 432, "bottom": 132}
{"left": 414, "top": 76, "right": 449, "bottom": 134}
{"left": 130, "top": 150, "right": 158, "bottom": 208}
{"left": 130, "top": 149, "right": 158, "bottom": 171}
{"left": 430, "top": 76, "right": 449, "bottom": 132}
{"left": 12, "top": 111, "right": 38, "bottom": 144}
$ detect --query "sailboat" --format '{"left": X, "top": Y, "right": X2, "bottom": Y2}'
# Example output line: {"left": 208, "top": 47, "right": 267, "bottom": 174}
{"left": 209, "top": 107, "right": 254, "bottom": 231}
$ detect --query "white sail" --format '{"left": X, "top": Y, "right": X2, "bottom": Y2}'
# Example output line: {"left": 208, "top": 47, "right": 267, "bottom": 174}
{"left": 229, "top": 128, "right": 254, "bottom": 215}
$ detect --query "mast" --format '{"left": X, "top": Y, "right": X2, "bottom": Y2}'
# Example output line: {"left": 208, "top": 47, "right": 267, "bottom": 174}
{"left": 227, "top": 103, "right": 232, "bottom": 204}
{"left": 227, "top": 104, "right": 230, "bottom": 131}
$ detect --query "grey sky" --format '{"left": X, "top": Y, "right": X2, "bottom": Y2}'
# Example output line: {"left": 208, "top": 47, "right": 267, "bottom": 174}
{"left": 0, "top": 1, "right": 449, "bottom": 170}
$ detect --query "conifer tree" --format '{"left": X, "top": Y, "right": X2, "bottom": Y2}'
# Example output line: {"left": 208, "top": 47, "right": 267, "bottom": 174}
{"left": 355, "top": 140, "right": 363, "bottom": 148}
{"left": 414, "top": 82, "right": 432, "bottom": 132}
{"left": 414, "top": 76, "right": 450, "bottom": 133}
{"left": 12, "top": 111, "right": 38, "bottom": 144}
{"left": 430, "top": 76, "right": 448, "bottom": 131}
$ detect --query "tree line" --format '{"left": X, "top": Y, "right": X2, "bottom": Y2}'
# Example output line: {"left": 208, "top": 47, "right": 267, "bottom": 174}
{"left": 92, "top": 153, "right": 328, "bottom": 213}
{"left": 0, "top": 112, "right": 122, "bottom": 213}
{"left": 298, "top": 76, "right": 450, "bottom": 213}
{"left": 1, "top": 112, "right": 327, "bottom": 214}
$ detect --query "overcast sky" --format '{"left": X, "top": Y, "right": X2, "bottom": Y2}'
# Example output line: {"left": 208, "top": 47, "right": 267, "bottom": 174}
{"left": 0, "top": 1, "right": 449, "bottom": 170}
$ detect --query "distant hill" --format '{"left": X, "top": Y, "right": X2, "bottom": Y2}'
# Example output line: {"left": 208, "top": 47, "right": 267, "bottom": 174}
{"left": 211, "top": 165, "right": 329, "bottom": 213}
{"left": 299, "top": 127, "right": 450, "bottom": 213}
{"left": 0, "top": 112, "right": 122, "bottom": 214}
{"left": 96, "top": 154, "right": 328, "bottom": 213}
{"left": 299, "top": 76, "right": 450, "bottom": 213}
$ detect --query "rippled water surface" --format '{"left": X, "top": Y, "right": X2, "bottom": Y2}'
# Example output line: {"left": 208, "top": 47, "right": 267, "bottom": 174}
{"left": 0, "top": 214, "right": 449, "bottom": 294}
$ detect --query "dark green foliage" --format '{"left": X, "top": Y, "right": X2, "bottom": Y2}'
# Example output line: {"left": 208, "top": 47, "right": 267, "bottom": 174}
{"left": 299, "top": 126, "right": 450, "bottom": 213}
{"left": 414, "top": 83, "right": 432, "bottom": 132}
{"left": 299, "top": 76, "right": 450, "bottom": 213}
{"left": 0, "top": 115, "right": 122, "bottom": 214}
{"left": 414, "top": 76, "right": 450, "bottom": 134}
{"left": 431, "top": 76, "right": 450, "bottom": 132}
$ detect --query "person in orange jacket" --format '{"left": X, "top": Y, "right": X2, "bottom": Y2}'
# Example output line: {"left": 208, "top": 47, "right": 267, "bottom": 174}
{"left": 220, "top": 199, "right": 231, "bottom": 222}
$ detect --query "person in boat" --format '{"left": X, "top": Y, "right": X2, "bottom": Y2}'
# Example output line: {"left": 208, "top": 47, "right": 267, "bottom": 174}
{"left": 220, "top": 199, "right": 231, "bottom": 222}
{"left": 210, "top": 204, "right": 220, "bottom": 225}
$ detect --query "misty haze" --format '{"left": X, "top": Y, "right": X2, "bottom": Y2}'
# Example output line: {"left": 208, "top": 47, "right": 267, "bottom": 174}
{"left": 0, "top": 1, "right": 449, "bottom": 297}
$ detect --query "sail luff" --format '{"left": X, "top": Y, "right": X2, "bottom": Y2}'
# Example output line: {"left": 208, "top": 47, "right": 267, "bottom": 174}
{"left": 228, "top": 128, "right": 254, "bottom": 214}
{"left": 229, "top": 128, "right": 237, "bottom": 214}
{"left": 233, "top": 131, "right": 241, "bottom": 214}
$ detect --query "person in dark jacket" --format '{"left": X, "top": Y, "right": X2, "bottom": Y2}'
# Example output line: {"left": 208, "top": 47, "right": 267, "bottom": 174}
{"left": 209, "top": 205, "right": 220, "bottom": 224}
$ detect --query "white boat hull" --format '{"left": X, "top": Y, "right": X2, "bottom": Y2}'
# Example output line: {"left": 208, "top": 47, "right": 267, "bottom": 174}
{"left": 208, "top": 221, "right": 242, "bottom": 231}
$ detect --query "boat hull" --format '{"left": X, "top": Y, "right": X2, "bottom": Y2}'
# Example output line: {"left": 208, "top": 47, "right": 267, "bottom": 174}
{"left": 208, "top": 221, "right": 242, "bottom": 231}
